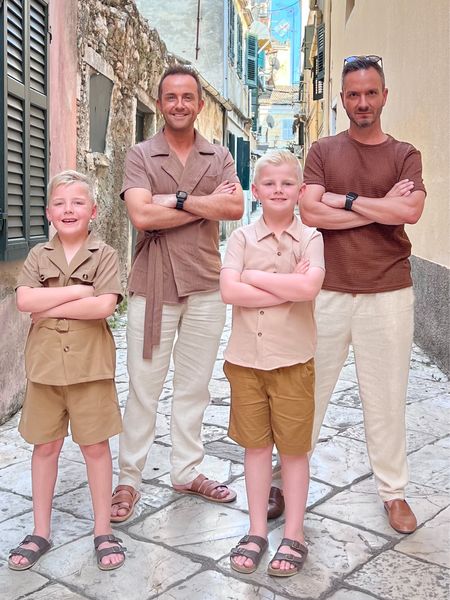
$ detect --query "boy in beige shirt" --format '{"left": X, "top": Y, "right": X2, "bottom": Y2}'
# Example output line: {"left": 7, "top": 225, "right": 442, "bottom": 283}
{"left": 9, "top": 171, "right": 125, "bottom": 572}
{"left": 220, "top": 150, "right": 324, "bottom": 577}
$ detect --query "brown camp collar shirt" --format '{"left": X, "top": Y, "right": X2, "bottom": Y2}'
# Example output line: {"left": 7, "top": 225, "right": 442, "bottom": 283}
{"left": 121, "top": 129, "right": 239, "bottom": 358}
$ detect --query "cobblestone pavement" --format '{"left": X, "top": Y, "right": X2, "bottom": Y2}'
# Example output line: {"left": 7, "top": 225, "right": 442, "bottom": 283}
{"left": 1, "top": 306, "right": 449, "bottom": 599}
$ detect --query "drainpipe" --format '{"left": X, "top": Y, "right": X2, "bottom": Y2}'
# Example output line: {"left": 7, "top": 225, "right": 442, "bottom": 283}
{"left": 195, "top": 0, "right": 201, "bottom": 60}
{"left": 223, "top": 0, "right": 229, "bottom": 146}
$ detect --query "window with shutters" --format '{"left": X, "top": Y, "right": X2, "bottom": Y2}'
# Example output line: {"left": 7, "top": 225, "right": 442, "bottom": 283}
{"left": 1, "top": 0, "right": 49, "bottom": 261}
{"left": 246, "top": 33, "right": 258, "bottom": 88}
{"left": 228, "top": 0, "right": 235, "bottom": 64}
{"left": 236, "top": 19, "right": 243, "bottom": 79}
{"left": 313, "top": 23, "right": 325, "bottom": 101}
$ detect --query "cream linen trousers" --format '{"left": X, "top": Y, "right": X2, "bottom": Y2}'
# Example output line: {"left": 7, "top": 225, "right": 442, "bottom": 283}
{"left": 312, "top": 287, "right": 414, "bottom": 501}
{"left": 118, "top": 292, "right": 226, "bottom": 487}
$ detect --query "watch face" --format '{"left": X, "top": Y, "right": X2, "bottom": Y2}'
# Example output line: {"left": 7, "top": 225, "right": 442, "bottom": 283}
{"left": 177, "top": 191, "right": 188, "bottom": 200}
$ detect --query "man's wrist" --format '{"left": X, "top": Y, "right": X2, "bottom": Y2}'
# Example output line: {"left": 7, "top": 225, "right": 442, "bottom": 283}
{"left": 344, "top": 192, "right": 359, "bottom": 211}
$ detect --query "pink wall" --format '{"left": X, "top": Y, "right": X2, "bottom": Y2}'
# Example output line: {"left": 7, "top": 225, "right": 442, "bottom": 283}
{"left": 49, "top": 0, "right": 78, "bottom": 176}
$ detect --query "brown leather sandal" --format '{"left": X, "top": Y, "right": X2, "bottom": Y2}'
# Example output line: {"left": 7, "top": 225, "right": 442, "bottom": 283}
{"left": 110, "top": 485, "right": 141, "bottom": 523}
{"left": 267, "top": 537, "right": 308, "bottom": 577}
{"left": 230, "top": 534, "right": 268, "bottom": 574}
{"left": 8, "top": 535, "right": 52, "bottom": 571}
{"left": 173, "top": 474, "right": 237, "bottom": 503}
{"left": 94, "top": 534, "right": 126, "bottom": 571}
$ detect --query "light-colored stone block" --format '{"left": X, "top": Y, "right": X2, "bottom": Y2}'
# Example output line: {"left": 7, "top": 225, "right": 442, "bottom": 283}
{"left": 345, "top": 550, "right": 449, "bottom": 600}
{"left": 395, "top": 505, "right": 450, "bottom": 568}
{"left": 24, "top": 583, "right": 88, "bottom": 599}
{"left": 203, "top": 404, "right": 232, "bottom": 426}
{"left": 327, "top": 590, "right": 375, "bottom": 600}
{"left": 322, "top": 404, "right": 364, "bottom": 431}
{"left": 0, "top": 560, "right": 49, "bottom": 600}
{"left": 35, "top": 533, "right": 201, "bottom": 599}
{"left": 409, "top": 441, "right": 450, "bottom": 492}
{"left": 0, "top": 509, "right": 93, "bottom": 561}
{"left": 0, "top": 491, "right": 33, "bottom": 524}
{"left": 310, "top": 436, "right": 371, "bottom": 487}
{"left": 0, "top": 444, "right": 31, "bottom": 469}
{"left": 218, "top": 513, "right": 388, "bottom": 599}
{"left": 157, "top": 570, "right": 291, "bottom": 599}
{"left": 130, "top": 497, "right": 250, "bottom": 560}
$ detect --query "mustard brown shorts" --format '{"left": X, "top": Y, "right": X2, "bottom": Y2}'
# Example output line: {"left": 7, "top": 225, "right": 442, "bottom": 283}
{"left": 224, "top": 359, "right": 315, "bottom": 455}
{"left": 19, "top": 379, "right": 122, "bottom": 446}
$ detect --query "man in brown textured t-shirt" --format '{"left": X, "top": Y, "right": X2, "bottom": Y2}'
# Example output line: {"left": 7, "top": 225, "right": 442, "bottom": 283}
{"left": 110, "top": 66, "right": 244, "bottom": 522}
{"left": 301, "top": 56, "right": 426, "bottom": 534}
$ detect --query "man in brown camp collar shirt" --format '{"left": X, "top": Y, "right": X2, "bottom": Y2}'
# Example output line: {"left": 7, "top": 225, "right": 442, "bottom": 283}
{"left": 110, "top": 66, "right": 244, "bottom": 521}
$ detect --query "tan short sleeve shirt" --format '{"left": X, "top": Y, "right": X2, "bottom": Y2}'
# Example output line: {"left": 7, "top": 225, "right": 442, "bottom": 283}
{"left": 222, "top": 216, "right": 325, "bottom": 370}
{"left": 17, "top": 232, "right": 123, "bottom": 385}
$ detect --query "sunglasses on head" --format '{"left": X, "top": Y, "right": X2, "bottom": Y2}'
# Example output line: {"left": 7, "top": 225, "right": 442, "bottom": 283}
{"left": 344, "top": 55, "right": 383, "bottom": 68}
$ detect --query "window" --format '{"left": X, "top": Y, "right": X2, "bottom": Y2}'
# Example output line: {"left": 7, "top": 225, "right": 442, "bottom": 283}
{"left": 313, "top": 23, "right": 325, "bottom": 100}
{"left": 236, "top": 19, "right": 243, "bottom": 78}
{"left": 1, "top": 0, "right": 49, "bottom": 261}
{"left": 89, "top": 72, "right": 113, "bottom": 153}
{"left": 236, "top": 137, "right": 250, "bottom": 190}
{"left": 246, "top": 32, "right": 258, "bottom": 88}
{"left": 228, "top": 0, "right": 235, "bottom": 64}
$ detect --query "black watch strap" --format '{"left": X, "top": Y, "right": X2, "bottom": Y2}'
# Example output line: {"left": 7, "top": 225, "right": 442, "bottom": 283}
{"left": 175, "top": 191, "right": 188, "bottom": 210}
{"left": 344, "top": 192, "right": 358, "bottom": 211}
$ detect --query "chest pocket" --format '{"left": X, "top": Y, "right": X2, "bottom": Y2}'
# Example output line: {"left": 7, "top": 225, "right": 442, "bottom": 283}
{"left": 193, "top": 173, "right": 222, "bottom": 196}
{"left": 71, "top": 267, "right": 96, "bottom": 284}
{"left": 38, "top": 267, "right": 61, "bottom": 286}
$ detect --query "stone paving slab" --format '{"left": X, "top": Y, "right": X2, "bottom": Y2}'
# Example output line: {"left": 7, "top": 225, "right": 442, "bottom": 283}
{"left": 156, "top": 570, "right": 292, "bottom": 599}
{"left": 23, "top": 583, "right": 88, "bottom": 600}
{"left": 344, "top": 549, "right": 449, "bottom": 600}
{"left": 0, "top": 490, "right": 33, "bottom": 524}
{"left": 408, "top": 441, "right": 450, "bottom": 493}
{"left": 309, "top": 436, "right": 371, "bottom": 487}
{"left": 311, "top": 477, "right": 449, "bottom": 537}
{"left": 0, "top": 560, "right": 50, "bottom": 600}
{"left": 35, "top": 533, "right": 202, "bottom": 600}
{"left": 327, "top": 590, "right": 376, "bottom": 600}
{"left": 218, "top": 513, "right": 388, "bottom": 599}
{"left": 395, "top": 505, "right": 450, "bottom": 568}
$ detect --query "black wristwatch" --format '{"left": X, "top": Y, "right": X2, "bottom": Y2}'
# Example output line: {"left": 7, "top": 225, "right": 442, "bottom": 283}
{"left": 344, "top": 192, "right": 358, "bottom": 211}
{"left": 175, "top": 190, "right": 188, "bottom": 210}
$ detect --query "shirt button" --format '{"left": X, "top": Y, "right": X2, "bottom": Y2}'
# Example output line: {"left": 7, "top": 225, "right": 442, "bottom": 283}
{"left": 277, "top": 251, "right": 281, "bottom": 256}
{"left": 82, "top": 273, "right": 88, "bottom": 280}
{"left": 257, "top": 332, "right": 262, "bottom": 337}
{"left": 39, "top": 274, "right": 45, "bottom": 281}
{"left": 260, "top": 310, "right": 264, "bottom": 315}
{"left": 63, "top": 346, "right": 69, "bottom": 352}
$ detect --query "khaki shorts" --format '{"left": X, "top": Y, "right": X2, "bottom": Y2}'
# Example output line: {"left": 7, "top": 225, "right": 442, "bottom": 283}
{"left": 19, "top": 379, "right": 122, "bottom": 446}
{"left": 224, "top": 359, "right": 315, "bottom": 455}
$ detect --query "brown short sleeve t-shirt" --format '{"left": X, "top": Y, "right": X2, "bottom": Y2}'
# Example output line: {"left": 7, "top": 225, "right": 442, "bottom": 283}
{"left": 303, "top": 131, "right": 426, "bottom": 293}
{"left": 222, "top": 216, "right": 325, "bottom": 370}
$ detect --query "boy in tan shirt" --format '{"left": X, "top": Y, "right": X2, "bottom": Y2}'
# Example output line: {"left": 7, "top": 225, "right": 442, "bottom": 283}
{"left": 9, "top": 171, "right": 125, "bottom": 571}
{"left": 220, "top": 150, "right": 324, "bottom": 577}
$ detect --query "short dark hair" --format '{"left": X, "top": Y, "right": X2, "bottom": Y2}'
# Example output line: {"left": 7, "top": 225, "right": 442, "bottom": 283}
{"left": 158, "top": 65, "right": 203, "bottom": 100}
{"left": 342, "top": 58, "right": 385, "bottom": 89}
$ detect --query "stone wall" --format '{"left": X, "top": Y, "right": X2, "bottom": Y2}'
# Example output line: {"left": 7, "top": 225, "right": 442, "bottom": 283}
{"left": 75, "top": 0, "right": 174, "bottom": 282}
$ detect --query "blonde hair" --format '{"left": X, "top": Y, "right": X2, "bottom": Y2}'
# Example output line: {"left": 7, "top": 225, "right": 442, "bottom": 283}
{"left": 47, "top": 170, "right": 95, "bottom": 205}
{"left": 253, "top": 150, "right": 303, "bottom": 183}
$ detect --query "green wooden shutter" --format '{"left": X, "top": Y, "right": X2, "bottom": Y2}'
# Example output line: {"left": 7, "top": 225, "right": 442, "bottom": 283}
{"left": 1, "top": 0, "right": 48, "bottom": 260}
{"left": 237, "top": 137, "right": 250, "bottom": 191}
{"left": 228, "top": 1, "right": 235, "bottom": 64}
{"left": 246, "top": 33, "right": 258, "bottom": 88}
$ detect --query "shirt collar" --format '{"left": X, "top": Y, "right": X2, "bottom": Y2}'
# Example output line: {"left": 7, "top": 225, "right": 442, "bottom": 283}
{"left": 43, "top": 230, "right": 101, "bottom": 251}
{"left": 148, "top": 128, "right": 215, "bottom": 157}
{"left": 255, "top": 215, "right": 302, "bottom": 242}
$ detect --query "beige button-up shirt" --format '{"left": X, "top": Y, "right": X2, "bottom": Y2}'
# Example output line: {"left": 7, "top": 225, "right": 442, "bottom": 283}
{"left": 16, "top": 232, "right": 123, "bottom": 385}
{"left": 121, "top": 129, "right": 239, "bottom": 358}
{"left": 222, "top": 216, "right": 325, "bottom": 370}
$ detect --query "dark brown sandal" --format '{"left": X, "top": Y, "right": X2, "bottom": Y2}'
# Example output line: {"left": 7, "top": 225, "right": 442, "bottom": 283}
{"left": 230, "top": 534, "right": 268, "bottom": 574}
{"left": 8, "top": 534, "right": 52, "bottom": 571}
{"left": 267, "top": 537, "right": 308, "bottom": 577}
{"left": 94, "top": 534, "right": 126, "bottom": 571}
{"left": 173, "top": 474, "right": 237, "bottom": 504}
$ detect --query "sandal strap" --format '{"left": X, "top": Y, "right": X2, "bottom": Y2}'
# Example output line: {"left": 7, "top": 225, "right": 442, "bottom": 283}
{"left": 94, "top": 534, "right": 123, "bottom": 550}
{"left": 111, "top": 485, "right": 137, "bottom": 507}
{"left": 230, "top": 546, "right": 260, "bottom": 561}
{"left": 9, "top": 535, "right": 51, "bottom": 560}
{"left": 237, "top": 535, "right": 267, "bottom": 550}
{"left": 97, "top": 546, "right": 127, "bottom": 561}
{"left": 270, "top": 551, "right": 305, "bottom": 567}
{"left": 280, "top": 537, "right": 308, "bottom": 554}
{"left": 192, "top": 475, "right": 228, "bottom": 498}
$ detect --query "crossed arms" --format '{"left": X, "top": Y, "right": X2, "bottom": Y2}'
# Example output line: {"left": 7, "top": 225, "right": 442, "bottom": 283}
{"left": 300, "top": 180, "right": 425, "bottom": 229}
{"left": 220, "top": 258, "right": 325, "bottom": 308}
{"left": 16, "top": 285, "right": 118, "bottom": 321}
{"left": 125, "top": 180, "right": 244, "bottom": 231}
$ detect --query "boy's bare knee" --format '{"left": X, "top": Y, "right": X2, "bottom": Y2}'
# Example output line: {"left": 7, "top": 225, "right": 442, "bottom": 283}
{"left": 33, "top": 439, "right": 64, "bottom": 459}
{"left": 79, "top": 439, "right": 109, "bottom": 460}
